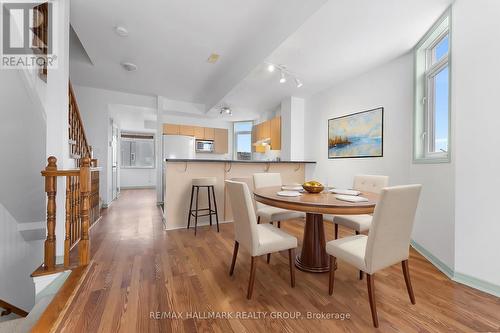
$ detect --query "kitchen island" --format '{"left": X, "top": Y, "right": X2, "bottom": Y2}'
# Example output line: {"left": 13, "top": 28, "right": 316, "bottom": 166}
{"left": 163, "top": 159, "right": 316, "bottom": 230}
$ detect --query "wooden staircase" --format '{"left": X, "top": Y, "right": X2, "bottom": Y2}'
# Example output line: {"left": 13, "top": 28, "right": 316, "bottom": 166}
{"left": 26, "top": 81, "right": 101, "bottom": 332}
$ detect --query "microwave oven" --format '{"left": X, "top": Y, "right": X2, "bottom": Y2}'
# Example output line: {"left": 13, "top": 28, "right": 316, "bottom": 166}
{"left": 195, "top": 140, "right": 214, "bottom": 153}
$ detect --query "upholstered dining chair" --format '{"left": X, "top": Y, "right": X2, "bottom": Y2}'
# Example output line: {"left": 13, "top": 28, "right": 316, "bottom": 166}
{"left": 325, "top": 175, "right": 389, "bottom": 239}
{"left": 326, "top": 184, "right": 422, "bottom": 328}
{"left": 253, "top": 173, "right": 304, "bottom": 229}
{"left": 225, "top": 180, "right": 298, "bottom": 299}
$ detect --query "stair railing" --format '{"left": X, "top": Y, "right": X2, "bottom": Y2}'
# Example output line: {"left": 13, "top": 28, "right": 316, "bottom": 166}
{"left": 33, "top": 156, "right": 100, "bottom": 276}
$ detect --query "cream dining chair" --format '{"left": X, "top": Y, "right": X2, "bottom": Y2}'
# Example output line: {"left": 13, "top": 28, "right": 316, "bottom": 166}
{"left": 253, "top": 173, "right": 304, "bottom": 229}
{"left": 326, "top": 184, "right": 422, "bottom": 328}
{"left": 225, "top": 180, "right": 298, "bottom": 299}
{"left": 325, "top": 175, "right": 389, "bottom": 240}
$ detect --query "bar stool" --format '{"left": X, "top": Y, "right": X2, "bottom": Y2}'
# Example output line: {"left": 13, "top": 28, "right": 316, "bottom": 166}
{"left": 187, "top": 177, "right": 219, "bottom": 235}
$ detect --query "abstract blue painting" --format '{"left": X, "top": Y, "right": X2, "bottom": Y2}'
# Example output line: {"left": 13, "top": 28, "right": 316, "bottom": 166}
{"left": 328, "top": 107, "right": 383, "bottom": 158}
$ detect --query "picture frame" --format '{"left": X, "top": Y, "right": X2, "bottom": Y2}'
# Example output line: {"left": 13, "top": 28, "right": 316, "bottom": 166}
{"left": 327, "top": 107, "right": 384, "bottom": 159}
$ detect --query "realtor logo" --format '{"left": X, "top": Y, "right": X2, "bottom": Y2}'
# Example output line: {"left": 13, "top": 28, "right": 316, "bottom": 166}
{"left": 1, "top": 0, "right": 57, "bottom": 69}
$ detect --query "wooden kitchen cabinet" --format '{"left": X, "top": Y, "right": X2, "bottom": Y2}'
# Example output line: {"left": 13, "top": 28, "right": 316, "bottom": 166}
{"left": 270, "top": 116, "right": 281, "bottom": 150}
{"left": 261, "top": 121, "right": 271, "bottom": 140}
{"left": 214, "top": 128, "right": 228, "bottom": 154}
{"left": 163, "top": 123, "right": 179, "bottom": 135}
{"left": 178, "top": 125, "right": 194, "bottom": 136}
{"left": 193, "top": 126, "right": 204, "bottom": 139}
{"left": 204, "top": 127, "right": 215, "bottom": 140}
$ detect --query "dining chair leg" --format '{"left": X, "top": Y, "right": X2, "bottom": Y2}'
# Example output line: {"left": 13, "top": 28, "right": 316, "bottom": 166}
{"left": 402, "top": 260, "right": 416, "bottom": 304}
{"left": 266, "top": 253, "right": 271, "bottom": 264}
{"left": 247, "top": 256, "right": 258, "bottom": 299}
{"left": 229, "top": 241, "right": 239, "bottom": 276}
{"left": 277, "top": 221, "right": 281, "bottom": 228}
{"left": 355, "top": 231, "right": 363, "bottom": 280}
{"left": 367, "top": 274, "right": 379, "bottom": 328}
{"left": 329, "top": 255, "right": 336, "bottom": 295}
{"left": 257, "top": 216, "right": 261, "bottom": 224}
{"left": 288, "top": 249, "right": 295, "bottom": 288}
{"left": 334, "top": 223, "right": 339, "bottom": 239}
{"left": 187, "top": 186, "right": 194, "bottom": 230}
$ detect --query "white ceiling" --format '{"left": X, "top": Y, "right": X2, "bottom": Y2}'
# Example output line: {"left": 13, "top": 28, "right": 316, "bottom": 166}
{"left": 69, "top": 0, "right": 327, "bottom": 107}
{"left": 220, "top": 0, "right": 453, "bottom": 115}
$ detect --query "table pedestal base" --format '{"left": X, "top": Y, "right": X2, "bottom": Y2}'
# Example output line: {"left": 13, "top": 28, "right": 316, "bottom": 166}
{"left": 295, "top": 213, "right": 330, "bottom": 273}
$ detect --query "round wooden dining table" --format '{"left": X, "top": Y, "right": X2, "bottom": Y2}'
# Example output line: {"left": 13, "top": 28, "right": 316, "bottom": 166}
{"left": 254, "top": 187, "right": 378, "bottom": 273}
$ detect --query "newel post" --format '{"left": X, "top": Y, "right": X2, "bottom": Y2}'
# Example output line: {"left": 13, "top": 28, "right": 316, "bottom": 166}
{"left": 79, "top": 157, "right": 91, "bottom": 265}
{"left": 43, "top": 156, "right": 57, "bottom": 270}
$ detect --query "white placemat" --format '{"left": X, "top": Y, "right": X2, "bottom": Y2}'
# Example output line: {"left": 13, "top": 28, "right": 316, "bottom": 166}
{"left": 335, "top": 194, "right": 369, "bottom": 202}
{"left": 329, "top": 189, "right": 361, "bottom": 196}
{"left": 277, "top": 191, "right": 302, "bottom": 197}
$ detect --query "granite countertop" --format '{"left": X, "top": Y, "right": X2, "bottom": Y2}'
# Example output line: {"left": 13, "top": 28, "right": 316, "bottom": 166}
{"left": 165, "top": 159, "right": 316, "bottom": 164}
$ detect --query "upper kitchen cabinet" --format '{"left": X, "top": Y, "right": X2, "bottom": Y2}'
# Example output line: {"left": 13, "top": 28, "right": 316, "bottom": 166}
{"left": 193, "top": 126, "right": 204, "bottom": 139}
{"left": 163, "top": 123, "right": 179, "bottom": 135}
{"left": 179, "top": 125, "right": 194, "bottom": 136}
{"left": 204, "top": 127, "right": 215, "bottom": 140}
{"left": 252, "top": 116, "right": 281, "bottom": 150}
{"left": 270, "top": 116, "right": 281, "bottom": 150}
{"left": 214, "top": 128, "right": 228, "bottom": 154}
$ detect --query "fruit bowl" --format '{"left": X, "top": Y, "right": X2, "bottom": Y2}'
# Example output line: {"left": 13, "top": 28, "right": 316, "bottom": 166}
{"left": 302, "top": 181, "right": 325, "bottom": 194}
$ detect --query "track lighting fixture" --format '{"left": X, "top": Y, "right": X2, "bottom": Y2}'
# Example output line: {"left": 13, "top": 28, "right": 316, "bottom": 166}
{"left": 295, "top": 77, "right": 303, "bottom": 88}
{"left": 279, "top": 71, "right": 287, "bottom": 83}
{"left": 220, "top": 106, "right": 232, "bottom": 116}
{"left": 265, "top": 62, "right": 302, "bottom": 88}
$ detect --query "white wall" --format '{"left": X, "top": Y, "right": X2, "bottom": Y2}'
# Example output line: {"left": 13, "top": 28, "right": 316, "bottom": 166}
{"left": 305, "top": 54, "right": 413, "bottom": 188}
{"left": 0, "top": 69, "right": 46, "bottom": 311}
{"left": 72, "top": 85, "right": 157, "bottom": 205}
{"left": 452, "top": 0, "right": 500, "bottom": 287}
{"left": 109, "top": 104, "right": 157, "bottom": 189}
{"left": 120, "top": 168, "right": 156, "bottom": 188}
{"left": 0, "top": 203, "right": 42, "bottom": 311}
{"left": 281, "top": 97, "right": 305, "bottom": 161}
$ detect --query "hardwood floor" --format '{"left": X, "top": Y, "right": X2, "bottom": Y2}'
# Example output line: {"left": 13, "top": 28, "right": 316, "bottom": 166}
{"left": 56, "top": 189, "right": 500, "bottom": 332}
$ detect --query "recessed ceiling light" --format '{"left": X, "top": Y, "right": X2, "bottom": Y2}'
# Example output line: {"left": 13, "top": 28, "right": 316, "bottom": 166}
{"left": 121, "top": 62, "right": 137, "bottom": 71}
{"left": 279, "top": 71, "right": 287, "bottom": 83}
{"left": 114, "top": 26, "right": 129, "bottom": 37}
{"left": 267, "top": 64, "right": 275, "bottom": 72}
{"left": 207, "top": 53, "right": 220, "bottom": 64}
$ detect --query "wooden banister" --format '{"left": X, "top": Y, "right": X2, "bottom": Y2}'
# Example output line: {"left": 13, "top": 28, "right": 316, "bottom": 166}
{"left": 0, "top": 299, "right": 28, "bottom": 317}
{"left": 35, "top": 156, "right": 101, "bottom": 276}
{"left": 69, "top": 82, "right": 92, "bottom": 165}
{"left": 44, "top": 157, "right": 57, "bottom": 270}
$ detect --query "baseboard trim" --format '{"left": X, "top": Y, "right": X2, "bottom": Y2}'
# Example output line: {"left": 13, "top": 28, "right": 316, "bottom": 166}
{"left": 120, "top": 186, "right": 156, "bottom": 190}
{"left": 453, "top": 271, "right": 500, "bottom": 297}
{"left": 410, "top": 240, "right": 454, "bottom": 279}
{"left": 411, "top": 239, "right": 500, "bottom": 297}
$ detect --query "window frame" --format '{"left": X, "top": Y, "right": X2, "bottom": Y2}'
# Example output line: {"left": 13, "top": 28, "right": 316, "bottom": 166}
{"left": 413, "top": 9, "right": 452, "bottom": 164}
{"left": 120, "top": 132, "right": 156, "bottom": 169}
{"left": 233, "top": 121, "right": 254, "bottom": 160}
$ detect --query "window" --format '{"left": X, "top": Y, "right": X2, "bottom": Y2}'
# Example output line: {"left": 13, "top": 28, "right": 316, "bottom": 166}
{"left": 234, "top": 121, "right": 253, "bottom": 160}
{"left": 121, "top": 133, "right": 155, "bottom": 168}
{"left": 414, "top": 11, "right": 451, "bottom": 162}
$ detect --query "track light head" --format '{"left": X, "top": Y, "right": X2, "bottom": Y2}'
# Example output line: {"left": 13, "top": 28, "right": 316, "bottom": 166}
{"left": 279, "top": 71, "right": 286, "bottom": 83}
{"left": 295, "top": 77, "right": 303, "bottom": 88}
{"left": 267, "top": 64, "right": 275, "bottom": 72}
